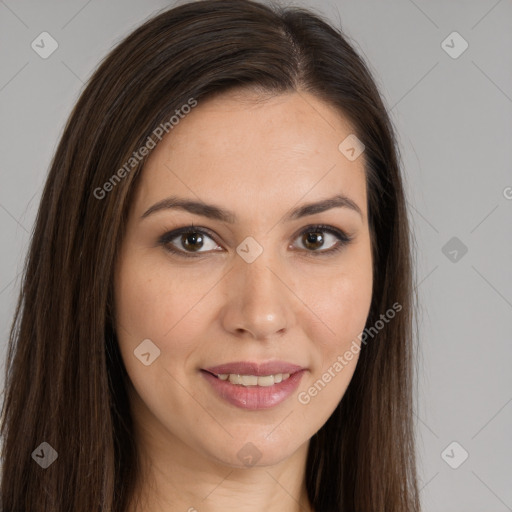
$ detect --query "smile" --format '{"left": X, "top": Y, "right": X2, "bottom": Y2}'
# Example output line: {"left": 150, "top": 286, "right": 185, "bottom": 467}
{"left": 215, "top": 373, "right": 291, "bottom": 386}
{"left": 201, "top": 369, "right": 305, "bottom": 410}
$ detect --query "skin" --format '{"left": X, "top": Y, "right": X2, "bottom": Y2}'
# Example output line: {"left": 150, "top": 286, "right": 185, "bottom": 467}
{"left": 114, "top": 89, "right": 373, "bottom": 512}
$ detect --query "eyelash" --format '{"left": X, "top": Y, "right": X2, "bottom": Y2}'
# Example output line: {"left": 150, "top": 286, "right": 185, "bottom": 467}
{"left": 157, "top": 223, "right": 354, "bottom": 259}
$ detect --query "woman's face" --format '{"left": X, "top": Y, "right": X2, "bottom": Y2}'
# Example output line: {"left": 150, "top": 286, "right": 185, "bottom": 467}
{"left": 114, "top": 89, "right": 373, "bottom": 469}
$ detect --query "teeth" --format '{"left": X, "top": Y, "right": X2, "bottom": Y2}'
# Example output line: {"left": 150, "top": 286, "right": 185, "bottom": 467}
{"left": 216, "top": 373, "right": 291, "bottom": 386}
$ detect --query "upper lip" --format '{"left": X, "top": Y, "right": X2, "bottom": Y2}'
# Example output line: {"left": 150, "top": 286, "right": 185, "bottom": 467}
{"left": 203, "top": 361, "right": 305, "bottom": 376}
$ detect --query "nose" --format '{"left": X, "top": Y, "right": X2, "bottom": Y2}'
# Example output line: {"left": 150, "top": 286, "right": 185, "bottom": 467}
{"left": 219, "top": 250, "right": 296, "bottom": 340}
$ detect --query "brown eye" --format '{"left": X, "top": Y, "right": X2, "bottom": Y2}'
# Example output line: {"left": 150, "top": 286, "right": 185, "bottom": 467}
{"left": 302, "top": 231, "right": 325, "bottom": 251}
{"left": 180, "top": 232, "right": 205, "bottom": 252}
{"left": 158, "top": 226, "right": 221, "bottom": 257}
{"left": 292, "top": 225, "right": 353, "bottom": 255}
{"left": 158, "top": 224, "right": 353, "bottom": 259}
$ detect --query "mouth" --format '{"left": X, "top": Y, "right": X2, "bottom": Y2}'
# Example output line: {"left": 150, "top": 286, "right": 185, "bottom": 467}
{"left": 202, "top": 370, "right": 294, "bottom": 387}
{"left": 200, "top": 361, "right": 306, "bottom": 410}
{"left": 203, "top": 360, "right": 304, "bottom": 377}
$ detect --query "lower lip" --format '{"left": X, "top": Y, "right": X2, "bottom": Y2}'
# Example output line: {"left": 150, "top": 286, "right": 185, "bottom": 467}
{"left": 201, "top": 370, "right": 306, "bottom": 410}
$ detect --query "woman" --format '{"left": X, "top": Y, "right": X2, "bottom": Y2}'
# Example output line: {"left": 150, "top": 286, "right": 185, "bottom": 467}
{"left": 0, "top": 0, "right": 420, "bottom": 511}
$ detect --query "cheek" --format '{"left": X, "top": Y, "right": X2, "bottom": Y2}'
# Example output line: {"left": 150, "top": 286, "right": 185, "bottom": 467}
{"left": 113, "top": 255, "right": 218, "bottom": 432}
{"left": 113, "top": 253, "right": 215, "bottom": 374}
{"left": 294, "top": 245, "right": 372, "bottom": 404}
{"left": 302, "top": 250, "right": 373, "bottom": 353}
{"left": 321, "top": 273, "right": 372, "bottom": 345}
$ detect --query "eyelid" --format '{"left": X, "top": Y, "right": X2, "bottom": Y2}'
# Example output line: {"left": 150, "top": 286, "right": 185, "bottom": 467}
{"left": 291, "top": 224, "right": 354, "bottom": 255}
{"left": 158, "top": 223, "right": 353, "bottom": 258}
{"left": 157, "top": 224, "right": 222, "bottom": 253}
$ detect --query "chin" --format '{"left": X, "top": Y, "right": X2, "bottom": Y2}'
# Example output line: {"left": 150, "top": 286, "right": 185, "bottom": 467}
{"left": 203, "top": 431, "right": 307, "bottom": 470}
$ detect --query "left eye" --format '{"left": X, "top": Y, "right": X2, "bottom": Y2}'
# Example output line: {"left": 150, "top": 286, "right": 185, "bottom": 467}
{"left": 293, "top": 228, "right": 345, "bottom": 252}
{"left": 158, "top": 224, "right": 352, "bottom": 257}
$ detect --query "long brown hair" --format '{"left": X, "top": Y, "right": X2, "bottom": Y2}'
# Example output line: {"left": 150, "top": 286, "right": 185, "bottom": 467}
{"left": 0, "top": 1, "right": 420, "bottom": 510}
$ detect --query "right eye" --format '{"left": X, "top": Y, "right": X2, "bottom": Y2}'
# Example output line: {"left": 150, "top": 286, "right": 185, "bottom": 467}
{"left": 158, "top": 225, "right": 223, "bottom": 258}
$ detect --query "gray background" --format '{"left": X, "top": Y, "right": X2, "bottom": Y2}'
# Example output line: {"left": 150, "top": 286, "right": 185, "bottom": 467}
{"left": 1, "top": 0, "right": 511, "bottom": 510}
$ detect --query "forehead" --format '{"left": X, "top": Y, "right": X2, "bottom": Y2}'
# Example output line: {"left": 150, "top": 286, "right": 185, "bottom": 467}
{"left": 133, "top": 90, "right": 367, "bottom": 222}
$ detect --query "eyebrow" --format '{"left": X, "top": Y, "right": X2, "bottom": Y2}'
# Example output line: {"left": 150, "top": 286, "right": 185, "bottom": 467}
{"left": 140, "top": 193, "right": 363, "bottom": 223}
